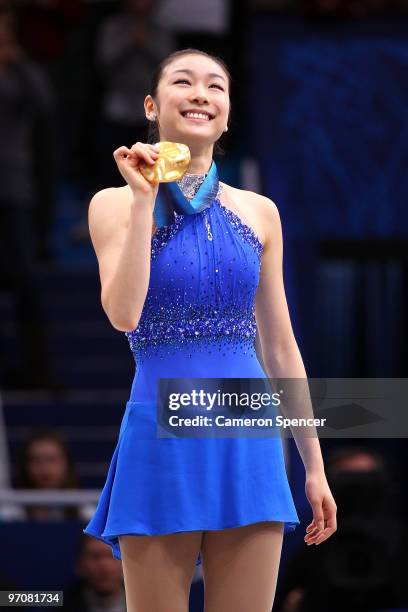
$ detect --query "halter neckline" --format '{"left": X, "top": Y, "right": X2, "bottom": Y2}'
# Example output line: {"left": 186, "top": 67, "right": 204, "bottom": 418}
{"left": 176, "top": 172, "right": 208, "bottom": 201}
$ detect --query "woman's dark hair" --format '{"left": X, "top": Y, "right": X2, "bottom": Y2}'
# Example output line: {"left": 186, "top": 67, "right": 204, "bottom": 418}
{"left": 147, "top": 48, "right": 232, "bottom": 157}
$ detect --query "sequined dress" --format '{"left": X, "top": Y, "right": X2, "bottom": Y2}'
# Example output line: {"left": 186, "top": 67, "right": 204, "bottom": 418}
{"left": 83, "top": 173, "right": 300, "bottom": 565}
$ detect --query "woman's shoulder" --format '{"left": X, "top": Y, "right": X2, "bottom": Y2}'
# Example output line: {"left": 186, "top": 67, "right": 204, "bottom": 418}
{"left": 219, "top": 182, "right": 280, "bottom": 243}
{"left": 87, "top": 185, "right": 135, "bottom": 246}
{"left": 89, "top": 185, "right": 158, "bottom": 238}
{"left": 220, "top": 181, "right": 278, "bottom": 214}
{"left": 89, "top": 184, "right": 133, "bottom": 221}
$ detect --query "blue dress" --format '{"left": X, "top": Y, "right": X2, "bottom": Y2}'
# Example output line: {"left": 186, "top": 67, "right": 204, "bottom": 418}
{"left": 83, "top": 179, "right": 300, "bottom": 565}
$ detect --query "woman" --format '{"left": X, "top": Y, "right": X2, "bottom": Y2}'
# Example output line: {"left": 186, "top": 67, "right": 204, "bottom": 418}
{"left": 83, "top": 48, "right": 337, "bottom": 611}
{"left": 1, "top": 429, "right": 94, "bottom": 522}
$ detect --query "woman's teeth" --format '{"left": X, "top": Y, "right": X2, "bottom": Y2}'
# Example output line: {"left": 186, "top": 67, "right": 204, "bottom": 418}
{"left": 183, "top": 112, "right": 210, "bottom": 120}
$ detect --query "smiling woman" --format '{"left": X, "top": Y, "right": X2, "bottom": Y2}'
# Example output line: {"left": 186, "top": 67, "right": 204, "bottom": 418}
{"left": 145, "top": 48, "right": 231, "bottom": 160}
{"left": 82, "top": 47, "right": 337, "bottom": 612}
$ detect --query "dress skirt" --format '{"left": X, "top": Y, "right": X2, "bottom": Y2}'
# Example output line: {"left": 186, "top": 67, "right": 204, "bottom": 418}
{"left": 83, "top": 338, "right": 300, "bottom": 565}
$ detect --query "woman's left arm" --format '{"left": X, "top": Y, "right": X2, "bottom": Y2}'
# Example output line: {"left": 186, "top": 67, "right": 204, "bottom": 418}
{"left": 254, "top": 195, "right": 337, "bottom": 546}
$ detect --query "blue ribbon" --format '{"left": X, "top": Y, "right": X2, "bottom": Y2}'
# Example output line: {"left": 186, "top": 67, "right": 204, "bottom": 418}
{"left": 153, "top": 160, "right": 219, "bottom": 228}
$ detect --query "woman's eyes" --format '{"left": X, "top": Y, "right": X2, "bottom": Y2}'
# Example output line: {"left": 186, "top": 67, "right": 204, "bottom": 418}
{"left": 174, "top": 79, "right": 224, "bottom": 90}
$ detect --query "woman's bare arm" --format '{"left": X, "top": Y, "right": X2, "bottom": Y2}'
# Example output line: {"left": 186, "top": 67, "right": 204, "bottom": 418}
{"left": 254, "top": 195, "right": 326, "bottom": 473}
{"left": 88, "top": 141, "right": 160, "bottom": 332}
{"left": 255, "top": 195, "right": 337, "bottom": 544}
{"left": 88, "top": 187, "right": 156, "bottom": 332}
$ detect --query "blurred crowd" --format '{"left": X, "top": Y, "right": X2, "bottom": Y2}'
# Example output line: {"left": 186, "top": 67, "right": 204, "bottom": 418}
{"left": 276, "top": 445, "right": 408, "bottom": 611}
{"left": 0, "top": 426, "right": 128, "bottom": 610}
{"left": 0, "top": 428, "right": 95, "bottom": 522}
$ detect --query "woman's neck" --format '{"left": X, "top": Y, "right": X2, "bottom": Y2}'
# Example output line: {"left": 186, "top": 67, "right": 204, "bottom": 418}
{"left": 187, "top": 160, "right": 212, "bottom": 174}
{"left": 181, "top": 145, "right": 214, "bottom": 174}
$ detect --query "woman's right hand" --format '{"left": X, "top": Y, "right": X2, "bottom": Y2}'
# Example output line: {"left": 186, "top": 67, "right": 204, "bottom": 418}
{"left": 113, "top": 141, "right": 160, "bottom": 201}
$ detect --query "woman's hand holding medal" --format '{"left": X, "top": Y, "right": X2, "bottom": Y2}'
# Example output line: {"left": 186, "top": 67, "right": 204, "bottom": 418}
{"left": 113, "top": 142, "right": 161, "bottom": 202}
{"left": 113, "top": 141, "right": 191, "bottom": 207}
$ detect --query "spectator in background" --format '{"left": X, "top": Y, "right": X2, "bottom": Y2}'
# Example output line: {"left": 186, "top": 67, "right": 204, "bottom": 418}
{"left": 0, "top": 5, "right": 58, "bottom": 390}
{"left": 276, "top": 446, "right": 408, "bottom": 611}
{"left": 93, "top": 0, "right": 175, "bottom": 189}
{"left": 15, "top": 0, "right": 87, "bottom": 183}
{"left": 16, "top": 0, "right": 87, "bottom": 79}
{"left": 63, "top": 535, "right": 126, "bottom": 612}
{"left": 0, "top": 429, "right": 95, "bottom": 522}
{"left": 70, "top": 0, "right": 175, "bottom": 241}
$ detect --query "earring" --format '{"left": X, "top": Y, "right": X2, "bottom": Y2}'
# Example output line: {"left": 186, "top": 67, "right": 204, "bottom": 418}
{"left": 224, "top": 126, "right": 228, "bottom": 132}
{"left": 149, "top": 114, "right": 157, "bottom": 121}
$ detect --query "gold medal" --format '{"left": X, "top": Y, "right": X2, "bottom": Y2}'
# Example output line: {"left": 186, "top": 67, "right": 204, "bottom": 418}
{"left": 139, "top": 141, "right": 191, "bottom": 183}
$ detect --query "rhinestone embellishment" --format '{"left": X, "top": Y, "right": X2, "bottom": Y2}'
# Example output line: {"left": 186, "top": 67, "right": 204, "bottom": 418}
{"left": 216, "top": 199, "right": 263, "bottom": 260}
{"left": 175, "top": 171, "right": 219, "bottom": 241}
{"left": 125, "top": 301, "right": 257, "bottom": 359}
{"left": 125, "top": 171, "right": 263, "bottom": 359}
{"left": 175, "top": 172, "right": 208, "bottom": 200}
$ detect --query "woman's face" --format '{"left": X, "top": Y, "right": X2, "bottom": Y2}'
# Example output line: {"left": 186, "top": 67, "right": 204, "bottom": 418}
{"left": 152, "top": 54, "right": 230, "bottom": 152}
{"left": 26, "top": 440, "right": 69, "bottom": 488}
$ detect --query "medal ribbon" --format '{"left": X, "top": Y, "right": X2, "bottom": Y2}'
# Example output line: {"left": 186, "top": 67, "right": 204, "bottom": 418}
{"left": 153, "top": 160, "right": 219, "bottom": 228}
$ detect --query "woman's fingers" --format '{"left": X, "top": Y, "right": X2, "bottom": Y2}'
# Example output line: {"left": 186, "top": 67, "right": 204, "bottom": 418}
{"left": 113, "top": 142, "right": 160, "bottom": 165}
{"left": 112, "top": 144, "right": 153, "bottom": 194}
{"left": 112, "top": 142, "right": 162, "bottom": 195}
{"left": 305, "top": 528, "right": 320, "bottom": 544}
{"left": 130, "top": 142, "right": 159, "bottom": 164}
{"left": 304, "top": 525, "right": 320, "bottom": 544}
{"left": 304, "top": 508, "right": 337, "bottom": 545}
{"left": 113, "top": 146, "right": 133, "bottom": 161}
{"left": 312, "top": 514, "right": 337, "bottom": 545}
